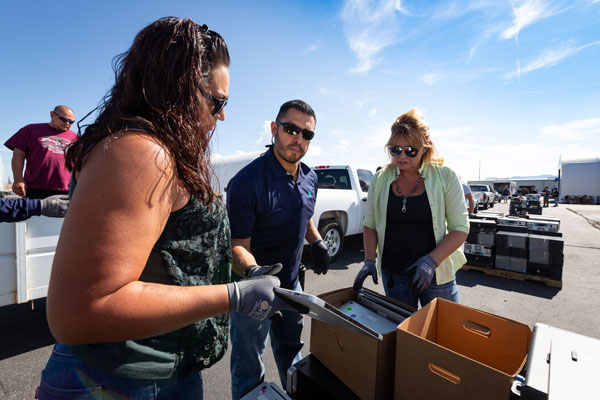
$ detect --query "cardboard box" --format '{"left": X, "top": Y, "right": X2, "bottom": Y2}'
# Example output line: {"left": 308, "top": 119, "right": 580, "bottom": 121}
{"left": 395, "top": 298, "right": 532, "bottom": 400}
{"left": 310, "top": 287, "right": 412, "bottom": 400}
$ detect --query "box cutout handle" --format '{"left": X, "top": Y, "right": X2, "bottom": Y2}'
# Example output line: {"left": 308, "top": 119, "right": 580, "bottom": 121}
{"left": 428, "top": 363, "right": 461, "bottom": 385}
{"left": 462, "top": 320, "right": 491, "bottom": 338}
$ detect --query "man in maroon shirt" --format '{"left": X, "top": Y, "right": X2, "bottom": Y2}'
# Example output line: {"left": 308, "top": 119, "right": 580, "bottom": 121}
{"left": 5, "top": 105, "right": 78, "bottom": 199}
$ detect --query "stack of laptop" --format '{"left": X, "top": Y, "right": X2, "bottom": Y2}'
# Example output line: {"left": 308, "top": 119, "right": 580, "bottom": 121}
{"left": 275, "top": 287, "right": 413, "bottom": 339}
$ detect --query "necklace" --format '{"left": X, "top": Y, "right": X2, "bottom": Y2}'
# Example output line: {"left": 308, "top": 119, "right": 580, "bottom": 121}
{"left": 394, "top": 169, "right": 423, "bottom": 213}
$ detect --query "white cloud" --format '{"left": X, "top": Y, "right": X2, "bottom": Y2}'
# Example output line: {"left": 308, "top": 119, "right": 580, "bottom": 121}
{"left": 255, "top": 120, "right": 272, "bottom": 145}
{"left": 501, "top": 0, "right": 550, "bottom": 41}
{"left": 304, "top": 144, "right": 323, "bottom": 158}
{"left": 423, "top": 73, "right": 439, "bottom": 86}
{"left": 539, "top": 118, "right": 600, "bottom": 140}
{"left": 319, "top": 87, "right": 338, "bottom": 96}
{"left": 505, "top": 40, "right": 600, "bottom": 80}
{"left": 303, "top": 42, "right": 320, "bottom": 54}
{"left": 341, "top": 0, "right": 409, "bottom": 73}
{"left": 370, "top": 108, "right": 377, "bottom": 115}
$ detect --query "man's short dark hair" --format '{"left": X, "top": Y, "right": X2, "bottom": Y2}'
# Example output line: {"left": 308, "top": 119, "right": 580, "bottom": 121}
{"left": 276, "top": 100, "right": 316, "bottom": 123}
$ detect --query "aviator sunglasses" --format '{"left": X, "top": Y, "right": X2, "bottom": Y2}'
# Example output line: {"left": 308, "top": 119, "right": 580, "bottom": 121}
{"left": 387, "top": 145, "right": 420, "bottom": 158}
{"left": 53, "top": 111, "right": 75, "bottom": 124}
{"left": 275, "top": 121, "right": 315, "bottom": 141}
{"left": 206, "top": 93, "right": 228, "bottom": 116}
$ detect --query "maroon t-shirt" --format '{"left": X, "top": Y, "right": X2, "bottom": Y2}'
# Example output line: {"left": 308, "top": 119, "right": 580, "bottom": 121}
{"left": 4, "top": 123, "right": 78, "bottom": 191}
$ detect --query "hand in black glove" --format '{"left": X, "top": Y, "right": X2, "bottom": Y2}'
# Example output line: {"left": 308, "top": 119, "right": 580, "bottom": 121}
{"left": 40, "top": 195, "right": 70, "bottom": 218}
{"left": 310, "top": 240, "right": 329, "bottom": 275}
{"left": 226, "top": 275, "right": 295, "bottom": 320}
{"left": 353, "top": 259, "right": 378, "bottom": 291}
{"left": 407, "top": 254, "right": 438, "bottom": 295}
{"left": 244, "top": 263, "right": 283, "bottom": 278}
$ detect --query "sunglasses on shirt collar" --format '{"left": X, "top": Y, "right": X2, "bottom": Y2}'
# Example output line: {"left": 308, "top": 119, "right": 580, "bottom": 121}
{"left": 275, "top": 121, "right": 315, "bottom": 141}
{"left": 53, "top": 111, "right": 75, "bottom": 124}
{"left": 387, "top": 145, "right": 420, "bottom": 158}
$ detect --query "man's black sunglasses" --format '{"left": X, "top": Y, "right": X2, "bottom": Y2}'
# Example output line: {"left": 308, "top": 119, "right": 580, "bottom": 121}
{"left": 206, "top": 93, "right": 228, "bottom": 116}
{"left": 275, "top": 121, "right": 315, "bottom": 141}
{"left": 388, "top": 145, "right": 420, "bottom": 158}
{"left": 53, "top": 111, "right": 75, "bottom": 124}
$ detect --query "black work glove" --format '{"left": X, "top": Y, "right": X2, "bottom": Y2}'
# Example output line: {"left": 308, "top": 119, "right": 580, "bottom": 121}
{"left": 226, "top": 275, "right": 295, "bottom": 321}
{"left": 40, "top": 195, "right": 70, "bottom": 218}
{"left": 407, "top": 254, "right": 438, "bottom": 295}
{"left": 310, "top": 240, "right": 330, "bottom": 275}
{"left": 353, "top": 259, "right": 378, "bottom": 291}
{"left": 244, "top": 263, "right": 283, "bottom": 278}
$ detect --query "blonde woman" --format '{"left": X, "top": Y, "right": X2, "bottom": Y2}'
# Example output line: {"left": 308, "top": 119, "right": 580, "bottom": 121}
{"left": 353, "top": 109, "right": 469, "bottom": 308}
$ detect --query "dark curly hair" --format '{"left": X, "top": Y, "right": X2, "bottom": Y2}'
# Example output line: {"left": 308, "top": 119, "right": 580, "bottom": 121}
{"left": 66, "top": 17, "right": 230, "bottom": 204}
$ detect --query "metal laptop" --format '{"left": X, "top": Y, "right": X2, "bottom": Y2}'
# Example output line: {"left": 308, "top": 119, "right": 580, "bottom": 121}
{"left": 358, "top": 288, "right": 414, "bottom": 319}
{"left": 338, "top": 300, "right": 399, "bottom": 333}
{"left": 356, "top": 293, "right": 407, "bottom": 324}
{"left": 274, "top": 287, "right": 383, "bottom": 341}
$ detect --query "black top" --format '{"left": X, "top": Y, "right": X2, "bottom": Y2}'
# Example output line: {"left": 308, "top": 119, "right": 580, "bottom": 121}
{"left": 381, "top": 184, "right": 436, "bottom": 274}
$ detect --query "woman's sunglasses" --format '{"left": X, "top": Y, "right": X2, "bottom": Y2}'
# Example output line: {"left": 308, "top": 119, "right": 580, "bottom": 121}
{"left": 275, "top": 121, "right": 315, "bottom": 141}
{"left": 388, "top": 145, "right": 420, "bottom": 158}
{"left": 53, "top": 111, "right": 75, "bottom": 124}
{"left": 206, "top": 93, "right": 228, "bottom": 116}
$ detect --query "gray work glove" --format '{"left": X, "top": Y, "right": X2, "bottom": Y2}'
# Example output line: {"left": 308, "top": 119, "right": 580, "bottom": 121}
{"left": 226, "top": 275, "right": 295, "bottom": 320}
{"left": 353, "top": 259, "right": 378, "bottom": 291}
{"left": 310, "top": 240, "right": 330, "bottom": 275}
{"left": 244, "top": 263, "right": 283, "bottom": 278}
{"left": 407, "top": 254, "right": 438, "bottom": 295}
{"left": 40, "top": 195, "right": 70, "bottom": 218}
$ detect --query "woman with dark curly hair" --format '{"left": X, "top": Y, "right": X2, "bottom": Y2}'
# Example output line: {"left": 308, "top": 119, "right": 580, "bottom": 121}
{"left": 38, "top": 17, "right": 292, "bottom": 399}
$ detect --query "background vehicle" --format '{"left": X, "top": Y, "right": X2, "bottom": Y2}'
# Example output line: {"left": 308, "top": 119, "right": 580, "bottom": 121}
{"left": 312, "top": 165, "right": 373, "bottom": 260}
{"left": 469, "top": 184, "right": 495, "bottom": 210}
{"left": 491, "top": 189, "right": 502, "bottom": 203}
{"left": 0, "top": 217, "right": 62, "bottom": 307}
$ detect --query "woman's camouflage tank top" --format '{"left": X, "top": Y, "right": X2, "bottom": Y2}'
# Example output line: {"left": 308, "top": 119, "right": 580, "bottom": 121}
{"left": 153, "top": 195, "right": 232, "bottom": 375}
{"left": 69, "top": 195, "right": 232, "bottom": 379}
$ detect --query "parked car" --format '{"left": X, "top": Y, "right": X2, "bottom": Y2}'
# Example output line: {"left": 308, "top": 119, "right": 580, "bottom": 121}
{"left": 469, "top": 184, "right": 495, "bottom": 210}
{"left": 312, "top": 165, "right": 373, "bottom": 260}
{"left": 492, "top": 189, "right": 502, "bottom": 203}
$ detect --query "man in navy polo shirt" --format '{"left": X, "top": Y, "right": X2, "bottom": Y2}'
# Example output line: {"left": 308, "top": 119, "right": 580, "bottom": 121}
{"left": 227, "top": 100, "right": 329, "bottom": 399}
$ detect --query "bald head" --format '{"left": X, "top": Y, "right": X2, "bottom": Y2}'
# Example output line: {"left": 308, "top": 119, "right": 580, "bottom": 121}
{"left": 49, "top": 105, "right": 75, "bottom": 131}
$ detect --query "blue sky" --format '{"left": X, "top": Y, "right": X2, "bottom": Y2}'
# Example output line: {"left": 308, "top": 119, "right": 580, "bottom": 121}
{"left": 1, "top": 0, "right": 599, "bottom": 184}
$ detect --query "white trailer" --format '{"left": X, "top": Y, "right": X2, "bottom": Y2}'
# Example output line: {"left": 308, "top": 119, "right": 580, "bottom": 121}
{"left": 559, "top": 156, "right": 600, "bottom": 202}
{"left": 0, "top": 217, "right": 63, "bottom": 307}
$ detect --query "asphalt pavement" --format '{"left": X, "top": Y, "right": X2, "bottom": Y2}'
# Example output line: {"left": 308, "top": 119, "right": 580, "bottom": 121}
{"left": 1, "top": 202, "right": 599, "bottom": 399}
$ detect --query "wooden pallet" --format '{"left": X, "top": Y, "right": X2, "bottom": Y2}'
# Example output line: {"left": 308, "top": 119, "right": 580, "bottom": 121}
{"left": 461, "top": 264, "right": 562, "bottom": 289}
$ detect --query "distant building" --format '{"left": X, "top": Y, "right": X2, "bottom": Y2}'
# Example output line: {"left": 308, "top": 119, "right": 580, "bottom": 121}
{"left": 468, "top": 178, "right": 557, "bottom": 194}
{"left": 559, "top": 156, "right": 600, "bottom": 203}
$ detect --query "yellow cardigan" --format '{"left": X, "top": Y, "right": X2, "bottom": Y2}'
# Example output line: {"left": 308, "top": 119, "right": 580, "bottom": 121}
{"left": 364, "top": 162, "right": 469, "bottom": 285}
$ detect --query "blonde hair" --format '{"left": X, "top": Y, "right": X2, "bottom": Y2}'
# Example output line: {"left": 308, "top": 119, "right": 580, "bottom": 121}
{"left": 385, "top": 108, "right": 444, "bottom": 168}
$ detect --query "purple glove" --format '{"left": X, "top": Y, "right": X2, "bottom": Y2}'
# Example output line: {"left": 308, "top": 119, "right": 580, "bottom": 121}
{"left": 408, "top": 254, "right": 438, "bottom": 295}
{"left": 353, "top": 259, "right": 378, "bottom": 291}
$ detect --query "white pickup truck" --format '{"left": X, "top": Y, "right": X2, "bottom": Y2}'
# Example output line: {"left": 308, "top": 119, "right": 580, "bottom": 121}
{"left": 469, "top": 184, "right": 495, "bottom": 211}
{"left": 312, "top": 165, "right": 373, "bottom": 260}
{"left": 0, "top": 216, "right": 62, "bottom": 307}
